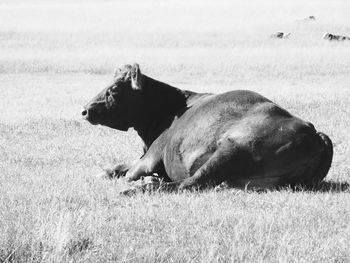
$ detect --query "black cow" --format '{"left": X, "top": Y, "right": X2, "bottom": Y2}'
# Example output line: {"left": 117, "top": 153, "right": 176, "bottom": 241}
{"left": 323, "top": 32, "right": 350, "bottom": 41}
{"left": 270, "top": 32, "right": 291, "bottom": 39}
{"left": 82, "top": 64, "right": 333, "bottom": 191}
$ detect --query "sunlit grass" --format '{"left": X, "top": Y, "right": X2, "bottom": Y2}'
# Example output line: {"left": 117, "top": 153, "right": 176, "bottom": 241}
{"left": 0, "top": 0, "right": 349, "bottom": 80}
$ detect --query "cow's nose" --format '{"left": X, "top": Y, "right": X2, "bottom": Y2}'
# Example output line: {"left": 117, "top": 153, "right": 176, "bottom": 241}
{"left": 82, "top": 109, "right": 88, "bottom": 117}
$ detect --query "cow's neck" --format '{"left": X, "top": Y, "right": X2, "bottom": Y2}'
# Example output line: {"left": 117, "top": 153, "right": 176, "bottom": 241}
{"left": 133, "top": 75, "right": 194, "bottom": 149}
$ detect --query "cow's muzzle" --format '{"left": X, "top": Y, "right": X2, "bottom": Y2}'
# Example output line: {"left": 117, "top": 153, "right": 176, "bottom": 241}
{"left": 82, "top": 108, "right": 98, "bottom": 125}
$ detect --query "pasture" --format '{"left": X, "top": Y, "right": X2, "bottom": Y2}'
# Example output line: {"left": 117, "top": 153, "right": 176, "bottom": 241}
{"left": 0, "top": 0, "right": 350, "bottom": 262}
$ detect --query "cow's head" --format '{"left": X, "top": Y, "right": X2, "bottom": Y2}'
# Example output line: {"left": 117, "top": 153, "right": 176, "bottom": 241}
{"left": 82, "top": 63, "right": 144, "bottom": 131}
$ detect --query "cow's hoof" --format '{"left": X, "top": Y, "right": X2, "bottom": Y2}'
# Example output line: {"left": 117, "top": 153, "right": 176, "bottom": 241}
{"left": 112, "top": 164, "right": 129, "bottom": 178}
{"left": 119, "top": 187, "right": 138, "bottom": 196}
{"left": 214, "top": 181, "right": 230, "bottom": 191}
{"left": 142, "top": 175, "right": 161, "bottom": 184}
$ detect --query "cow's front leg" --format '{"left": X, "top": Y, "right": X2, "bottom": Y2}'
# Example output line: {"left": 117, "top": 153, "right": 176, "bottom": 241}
{"left": 97, "top": 151, "right": 148, "bottom": 179}
{"left": 118, "top": 155, "right": 163, "bottom": 194}
{"left": 124, "top": 155, "right": 161, "bottom": 182}
{"left": 106, "top": 163, "right": 131, "bottom": 178}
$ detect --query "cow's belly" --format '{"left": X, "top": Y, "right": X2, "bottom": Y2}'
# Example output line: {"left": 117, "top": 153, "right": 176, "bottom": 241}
{"left": 163, "top": 136, "right": 216, "bottom": 181}
{"left": 162, "top": 112, "right": 318, "bottom": 185}
{"left": 161, "top": 92, "right": 319, "bottom": 185}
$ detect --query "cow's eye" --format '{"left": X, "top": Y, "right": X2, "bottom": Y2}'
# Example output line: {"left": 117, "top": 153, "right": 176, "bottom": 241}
{"left": 105, "top": 90, "right": 114, "bottom": 104}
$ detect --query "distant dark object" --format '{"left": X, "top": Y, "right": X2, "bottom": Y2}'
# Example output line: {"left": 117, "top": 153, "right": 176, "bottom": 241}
{"left": 323, "top": 32, "right": 350, "bottom": 41}
{"left": 270, "top": 32, "right": 291, "bottom": 39}
{"left": 83, "top": 63, "right": 333, "bottom": 191}
{"left": 296, "top": 16, "right": 316, "bottom": 23}
{"left": 304, "top": 15, "right": 316, "bottom": 21}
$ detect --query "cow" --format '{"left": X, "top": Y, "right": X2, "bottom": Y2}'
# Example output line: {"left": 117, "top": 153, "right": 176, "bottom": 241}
{"left": 323, "top": 32, "right": 350, "bottom": 41}
{"left": 305, "top": 16, "right": 316, "bottom": 21}
{"left": 270, "top": 32, "right": 291, "bottom": 39}
{"left": 295, "top": 16, "right": 316, "bottom": 23}
{"left": 82, "top": 64, "right": 333, "bottom": 192}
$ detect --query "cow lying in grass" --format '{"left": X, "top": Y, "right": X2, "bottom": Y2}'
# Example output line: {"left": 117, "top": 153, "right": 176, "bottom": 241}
{"left": 323, "top": 32, "right": 350, "bottom": 41}
{"left": 82, "top": 64, "right": 333, "bottom": 192}
{"left": 270, "top": 32, "right": 291, "bottom": 39}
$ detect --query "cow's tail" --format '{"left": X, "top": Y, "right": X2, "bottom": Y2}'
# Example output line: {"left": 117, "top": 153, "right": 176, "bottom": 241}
{"left": 305, "top": 132, "right": 333, "bottom": 188}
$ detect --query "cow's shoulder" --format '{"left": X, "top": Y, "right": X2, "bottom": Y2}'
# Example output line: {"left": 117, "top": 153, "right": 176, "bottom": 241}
{"left": 212, "top": 90, "right": 271, "bottom": 105}
{"left": 248, "top": 100, "right": 291, "bottom": 118}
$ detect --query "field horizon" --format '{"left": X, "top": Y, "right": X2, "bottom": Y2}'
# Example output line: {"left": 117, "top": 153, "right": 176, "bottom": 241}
{"left": 1, "top": 0, "right": 350, "bottom": 262}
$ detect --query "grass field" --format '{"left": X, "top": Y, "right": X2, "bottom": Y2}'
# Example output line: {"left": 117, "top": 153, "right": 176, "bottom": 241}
{"left": 1, "top": 0, "right": 350, "bottom": 262}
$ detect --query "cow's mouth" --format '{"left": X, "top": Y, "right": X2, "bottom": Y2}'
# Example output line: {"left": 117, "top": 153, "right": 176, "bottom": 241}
{"left": 86, "top": 119, "right": 98, "bottom": 125}
{"left": 82, "top": 114, "right": 99, "bottom": 125}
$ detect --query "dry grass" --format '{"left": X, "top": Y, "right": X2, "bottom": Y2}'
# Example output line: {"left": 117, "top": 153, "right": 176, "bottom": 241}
{"left": 0, "top": 0, "right": 350, "bottom": 262}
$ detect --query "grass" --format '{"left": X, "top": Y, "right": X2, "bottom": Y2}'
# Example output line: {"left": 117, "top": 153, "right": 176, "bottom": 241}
{"left": 0, "top": 0, "right": 350, "bottom": 262}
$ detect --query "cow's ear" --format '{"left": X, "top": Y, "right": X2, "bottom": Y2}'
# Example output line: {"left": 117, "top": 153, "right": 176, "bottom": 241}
{"left": 131, "top": 63, "right": 143, "bottom": 90}
{"left": 114, "top": 67, "right": 122, "bottom": 79}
